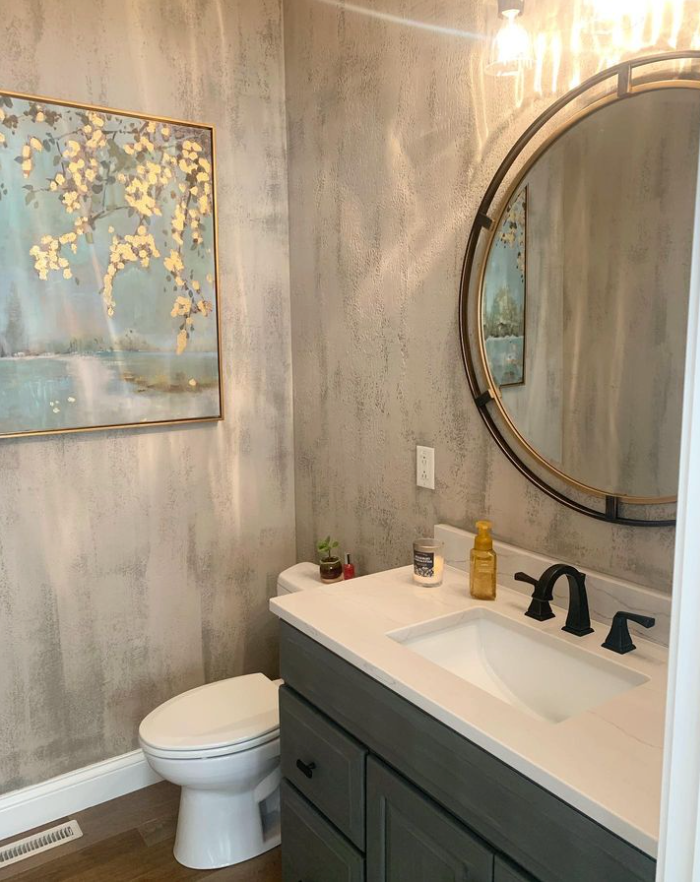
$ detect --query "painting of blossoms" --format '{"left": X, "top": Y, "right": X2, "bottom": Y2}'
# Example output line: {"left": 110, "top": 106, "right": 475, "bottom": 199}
{"left": 0, "top": 90, "right": 222, "bottom": 439}
{"left": 482, "top": 187, "right": 527, "bottom": 388}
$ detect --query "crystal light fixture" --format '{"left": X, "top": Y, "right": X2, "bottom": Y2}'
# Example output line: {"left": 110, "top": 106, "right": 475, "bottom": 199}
{"left": 486, "top": 0, "right": 534, "bottom": 77}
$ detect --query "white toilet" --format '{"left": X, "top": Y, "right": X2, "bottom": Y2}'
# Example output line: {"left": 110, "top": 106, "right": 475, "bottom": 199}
{"left": 139, "top": 562, "right": 320, "bottom": 870}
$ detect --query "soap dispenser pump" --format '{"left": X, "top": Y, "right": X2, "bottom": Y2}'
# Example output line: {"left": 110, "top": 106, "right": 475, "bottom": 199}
{"left": 470, "top": 520, "right": 497, "bottom": 600}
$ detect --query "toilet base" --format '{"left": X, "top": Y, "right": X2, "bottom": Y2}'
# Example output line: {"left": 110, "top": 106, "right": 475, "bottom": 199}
{"left": 173, "top": 781, "right": 281, "bottom": 869}
{"left": 141, "top": 737, "right": 282, "bottom": 871}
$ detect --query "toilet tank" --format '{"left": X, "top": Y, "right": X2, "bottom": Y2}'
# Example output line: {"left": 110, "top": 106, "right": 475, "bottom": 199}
{"left": 276, "top": 562, "right": 321, "bottom": 596}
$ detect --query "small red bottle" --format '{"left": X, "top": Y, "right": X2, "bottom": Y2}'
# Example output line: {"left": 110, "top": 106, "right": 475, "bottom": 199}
{"left": 343, "top": 553, "right": 356, "bottom": 580}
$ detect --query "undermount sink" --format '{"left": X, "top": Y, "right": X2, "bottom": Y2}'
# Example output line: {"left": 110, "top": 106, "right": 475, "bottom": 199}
{"left": 388, "top": 608, "right": 648, "bottom": 724}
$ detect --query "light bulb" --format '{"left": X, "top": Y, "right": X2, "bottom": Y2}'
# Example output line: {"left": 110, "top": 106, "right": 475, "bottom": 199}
{"left": 486, "top": 18, "right": 534, "bottom": 76}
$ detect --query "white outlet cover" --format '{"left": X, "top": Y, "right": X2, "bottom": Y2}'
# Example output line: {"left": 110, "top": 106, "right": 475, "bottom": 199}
{"left": 416, "top": 445, "right": 435, "bottom": 490}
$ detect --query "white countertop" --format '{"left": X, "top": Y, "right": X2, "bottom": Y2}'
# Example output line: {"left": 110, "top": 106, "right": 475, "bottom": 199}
{"left": 270, "top": 565, "right": 667, "bottom": 857}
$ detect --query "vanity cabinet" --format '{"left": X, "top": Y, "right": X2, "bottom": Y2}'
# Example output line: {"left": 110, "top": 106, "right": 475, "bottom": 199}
{"left": 279, "top": 622, "right": 656, "bottom": 882}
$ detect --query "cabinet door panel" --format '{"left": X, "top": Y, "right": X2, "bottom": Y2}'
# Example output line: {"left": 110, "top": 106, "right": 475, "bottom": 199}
{"left": 281, "top": 780, "right": 364, "bottom": 882}
{"left": 495, "top": 856, "right": 538, "bottom": 882}
{"left": 367, "top": 756, "right": 493, "bottom": 882}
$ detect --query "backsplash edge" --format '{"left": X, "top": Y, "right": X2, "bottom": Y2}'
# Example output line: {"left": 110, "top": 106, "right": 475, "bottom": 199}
{"left": 435, "top": 523, "right": 671, "bottom": 647}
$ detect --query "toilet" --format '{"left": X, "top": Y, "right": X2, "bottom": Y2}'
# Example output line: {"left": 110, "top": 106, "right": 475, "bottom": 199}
{"left": 139, "top": 562, "right": 320, "bottom": 870}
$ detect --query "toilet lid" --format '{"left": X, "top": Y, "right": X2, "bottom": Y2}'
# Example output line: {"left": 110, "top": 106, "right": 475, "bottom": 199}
{"left": 139, "top": 673, "right": 280, "bottom": 753}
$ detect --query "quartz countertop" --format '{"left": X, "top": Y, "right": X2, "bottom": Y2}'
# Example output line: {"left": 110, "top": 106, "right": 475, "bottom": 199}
{"left": 270, "top": 565, "right": 667, "bottom": 857}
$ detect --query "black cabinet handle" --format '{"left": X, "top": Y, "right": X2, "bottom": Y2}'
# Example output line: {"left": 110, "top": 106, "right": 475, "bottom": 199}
{"left": 296, "top": 759, "right": 316, "bottom": 779}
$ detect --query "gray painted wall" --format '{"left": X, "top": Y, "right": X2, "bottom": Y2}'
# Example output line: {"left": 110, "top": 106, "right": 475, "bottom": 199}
{"left": 0, "top": 0, "right": 294, "bottom": 793}
{"left": 284, "top": 0, "right": 688, "bottom": 592}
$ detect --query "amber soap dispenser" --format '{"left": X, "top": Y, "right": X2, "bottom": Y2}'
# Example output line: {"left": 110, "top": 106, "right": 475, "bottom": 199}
{"left": 470, "top": 520, "right": 497, "bottom": 600}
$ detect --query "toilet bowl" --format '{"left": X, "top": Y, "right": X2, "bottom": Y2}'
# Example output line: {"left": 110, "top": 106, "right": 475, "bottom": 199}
{"left": 139, "top": 562, "right": 320, "bottom": 869}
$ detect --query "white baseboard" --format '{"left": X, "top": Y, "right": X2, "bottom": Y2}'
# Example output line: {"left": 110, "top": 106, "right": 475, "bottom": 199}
{"left": 0, "top": 749, "right": 162, "bottom": 843}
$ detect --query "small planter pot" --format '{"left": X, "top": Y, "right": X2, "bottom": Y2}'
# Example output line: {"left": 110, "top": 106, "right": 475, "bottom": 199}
{"left": 319, "top": 556, "right": 343, "bottom": 583}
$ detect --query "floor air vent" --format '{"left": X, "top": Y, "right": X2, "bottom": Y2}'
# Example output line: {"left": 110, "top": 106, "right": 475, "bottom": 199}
{"left": 0, "top": 820, "right": 83, "bottom": 867}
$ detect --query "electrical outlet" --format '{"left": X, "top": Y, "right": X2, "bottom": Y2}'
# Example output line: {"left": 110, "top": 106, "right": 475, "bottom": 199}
{"left": 416, "top": 445, "right": 435, "bottom": 490}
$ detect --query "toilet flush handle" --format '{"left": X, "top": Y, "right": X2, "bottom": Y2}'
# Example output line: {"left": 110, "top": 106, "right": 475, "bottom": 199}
{"left": 296, "top": 759, "right": 316, "bottom": 779}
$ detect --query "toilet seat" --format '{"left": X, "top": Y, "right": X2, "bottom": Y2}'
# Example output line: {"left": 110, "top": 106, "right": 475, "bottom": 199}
{"left": 140, "top": 728, "right": 280, "bottom": 760}
{"left": 139, "top": 673, "right": 280, "bottom": 760}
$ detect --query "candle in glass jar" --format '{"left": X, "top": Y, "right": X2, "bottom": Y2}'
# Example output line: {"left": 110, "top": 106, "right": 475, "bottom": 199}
{"left": 413, "top": 538, "right": 445, "bottom": 587}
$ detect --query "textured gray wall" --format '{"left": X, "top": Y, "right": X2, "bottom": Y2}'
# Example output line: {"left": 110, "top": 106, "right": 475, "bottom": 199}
{"left": 0, "top": 0, "right": 294, "bottom": 792}
{"left": 284, "top": 0, "right": 690, "bottom": 591}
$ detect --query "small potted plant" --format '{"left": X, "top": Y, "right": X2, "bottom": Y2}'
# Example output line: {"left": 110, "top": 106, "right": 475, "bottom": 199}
{"left": 317, "top": 535, "right": 343, "bottom": 583}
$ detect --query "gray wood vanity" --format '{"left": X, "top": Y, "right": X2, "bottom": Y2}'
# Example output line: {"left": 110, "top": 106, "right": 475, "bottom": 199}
{"left": 278, "top": 622, "right": 656, "bottom": 882}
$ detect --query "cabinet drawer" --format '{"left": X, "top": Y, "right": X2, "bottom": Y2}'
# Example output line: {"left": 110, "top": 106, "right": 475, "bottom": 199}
{"left": 282, "top": 780, "right": 364, "bottom": 882}
{"left": 280, "top": 686, "right": 367, "bottom": 849}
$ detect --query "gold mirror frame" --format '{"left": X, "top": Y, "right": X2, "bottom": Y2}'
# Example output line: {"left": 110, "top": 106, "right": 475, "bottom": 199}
{"left": 460, "top": 51, "right": 700, "bottom": 527}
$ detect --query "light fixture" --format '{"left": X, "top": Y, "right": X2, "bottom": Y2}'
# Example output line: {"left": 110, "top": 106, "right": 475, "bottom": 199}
{"left": 498, "top": 0, "right": 524, "bottom": 18}
{"left": 486, "top": 0, "right": 533, "bottom": 77}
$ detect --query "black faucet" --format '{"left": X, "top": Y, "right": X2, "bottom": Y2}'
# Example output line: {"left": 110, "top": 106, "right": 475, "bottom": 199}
{"left": 514, "top": 563, "right": 594, "bottom": 637}
{"left": 602, "top": 611, "right": 656, "bottom": 654}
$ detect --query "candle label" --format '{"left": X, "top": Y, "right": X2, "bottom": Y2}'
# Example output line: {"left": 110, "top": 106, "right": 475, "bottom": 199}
{"left": 414, "top": 550, "right": 435, "bottom": 578}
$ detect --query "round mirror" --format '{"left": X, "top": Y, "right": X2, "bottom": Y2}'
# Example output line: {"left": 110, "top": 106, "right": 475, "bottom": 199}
{"left": 461, "top": 54, "right": 700, "bottom": 525}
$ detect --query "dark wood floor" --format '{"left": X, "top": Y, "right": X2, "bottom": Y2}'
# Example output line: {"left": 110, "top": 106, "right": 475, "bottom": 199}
{"left": 0, "top": 783, "right": 281, "bottom": 881}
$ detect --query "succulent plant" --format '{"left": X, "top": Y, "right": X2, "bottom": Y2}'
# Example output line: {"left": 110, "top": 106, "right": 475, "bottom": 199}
{"left": 317, "top": 535, "right": 340, "bottom": 562}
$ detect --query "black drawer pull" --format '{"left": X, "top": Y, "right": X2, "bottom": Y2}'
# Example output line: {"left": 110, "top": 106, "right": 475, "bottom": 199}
{"left": 296, "top": 759, "right": 316, "bottom": 779}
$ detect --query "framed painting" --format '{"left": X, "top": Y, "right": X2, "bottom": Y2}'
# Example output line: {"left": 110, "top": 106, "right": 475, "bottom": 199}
{"left": 482, "top": 186, "right": 527, "bottom": 388}
{"left": 0, "top": 89, "right": 222, "bottom": 440}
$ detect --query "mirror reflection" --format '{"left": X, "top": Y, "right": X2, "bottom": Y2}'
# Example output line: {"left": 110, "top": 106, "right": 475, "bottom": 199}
{"left": 481, "top": 88, "right": 700, "bottom": 500}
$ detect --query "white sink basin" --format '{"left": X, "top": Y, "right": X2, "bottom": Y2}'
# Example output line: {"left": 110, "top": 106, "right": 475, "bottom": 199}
{"left": 389, "top": 608, "right": 648, "bottom": 723}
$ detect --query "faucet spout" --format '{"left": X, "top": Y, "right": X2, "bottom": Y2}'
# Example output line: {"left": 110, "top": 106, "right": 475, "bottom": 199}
{"left": 517, "top": 563, "right": 594, "bottom": 636}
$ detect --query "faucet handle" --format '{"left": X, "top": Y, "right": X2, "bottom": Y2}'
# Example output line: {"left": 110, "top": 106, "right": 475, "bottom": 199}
{"left": 602, "top": 611, "right": 656, "bottom": 654}
{"left": 514, "top": 571, "right": 555, "bottom": 622}
{"left": 514, "top": 571, "right": 538, "bottom": 587}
